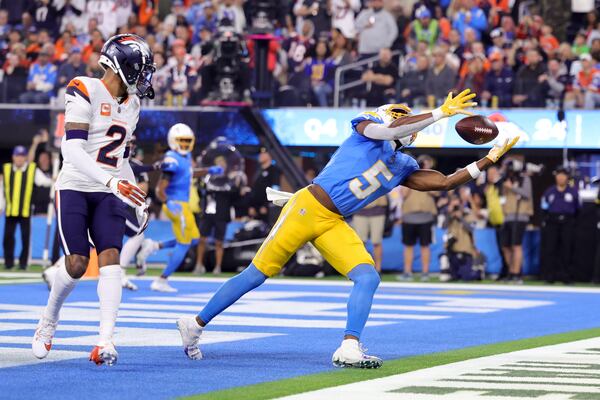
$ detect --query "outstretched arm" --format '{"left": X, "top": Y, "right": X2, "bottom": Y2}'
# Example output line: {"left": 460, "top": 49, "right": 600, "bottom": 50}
{"left": 405, "top": 158, "right": 493, "bottom": 191}
{"left": 404, "top": 136, "right": 520, "bottom": 191}
{"left": 357, "top": 89, "right": 477, "bottom": 141}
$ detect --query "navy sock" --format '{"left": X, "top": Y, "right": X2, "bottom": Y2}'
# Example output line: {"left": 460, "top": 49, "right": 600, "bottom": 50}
{"left": 345, "top": 264, "right": 380, "bottom": 338}
{"left": 161, "top": 243, "right": 190, "bottom": 277}
{"left": 199, "top": 263, "right": 267, "bottom": 324}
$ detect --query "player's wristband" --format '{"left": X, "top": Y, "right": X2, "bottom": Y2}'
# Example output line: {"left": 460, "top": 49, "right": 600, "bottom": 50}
{"left": 431, "top": 107, "right": 444, "bottom": 122}
{"left": 466, "top": 162, "right": 481, "bottom": 179}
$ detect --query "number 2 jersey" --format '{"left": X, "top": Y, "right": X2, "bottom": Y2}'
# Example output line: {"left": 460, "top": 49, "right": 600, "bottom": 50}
{"left": 313, "top": 111, "right": 419, "bottom": 217}
{"left": 55, "top": 76, "right": 140, "bottom": 193}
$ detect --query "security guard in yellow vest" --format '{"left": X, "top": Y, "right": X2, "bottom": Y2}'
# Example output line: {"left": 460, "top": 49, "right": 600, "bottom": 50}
{"left": 2, "top": 146, "right": 41, "bottom": 269}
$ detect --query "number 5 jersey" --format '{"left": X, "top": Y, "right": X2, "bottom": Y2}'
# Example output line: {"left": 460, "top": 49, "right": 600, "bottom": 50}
{"left": 312, "top": 111, "right": 419, "bottom": 217}
{"left": 56, "top": 77, "right": 140, "bottom": 193}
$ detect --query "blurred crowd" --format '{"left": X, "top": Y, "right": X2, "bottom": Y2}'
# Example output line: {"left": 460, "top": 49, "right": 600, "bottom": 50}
{"left": 1, "top": 0, "right": 600, "bottom": 107}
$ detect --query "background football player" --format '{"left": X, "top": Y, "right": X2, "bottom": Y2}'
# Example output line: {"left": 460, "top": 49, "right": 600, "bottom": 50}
{"left": 136, "top": 123, "right": 222, "bottom": 292}
{"left": 176, "top": 89, "right": 519, "bottom": 368}
{"left": 32, "top": 34, "right": 155, "bottom": 366}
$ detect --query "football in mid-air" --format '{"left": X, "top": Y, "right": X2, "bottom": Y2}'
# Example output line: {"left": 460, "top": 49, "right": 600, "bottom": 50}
{"left": 455, "top": 115, "right": 499, "bottom": 144}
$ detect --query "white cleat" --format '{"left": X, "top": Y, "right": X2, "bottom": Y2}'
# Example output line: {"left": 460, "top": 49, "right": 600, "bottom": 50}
{"left": 90, "top": 343, "right": 118, "bottom": 366}
{"left": 136, "top": 239, "right": 159, "bottom": 273}
{"left": 332, "top": 339, "right": 383, "bottom": 369}
{"left": 32, "top": 317, "right": 58, "bottom": 359}
{"left": 176, "top": 317, "right": 203, "bottom": 360}
{"left": 151, "top": 277, "right": 177, "bottom": 293}
{"left": 122, "top": 277, "right": 138, "bottom": 291}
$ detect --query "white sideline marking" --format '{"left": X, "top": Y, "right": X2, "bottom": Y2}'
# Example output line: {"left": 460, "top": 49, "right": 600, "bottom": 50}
{"left": 0, "top": 322, "right": 280, "bottom": 347}
{"left": 276, "top": 337, "right": 600, "bottom": 400}
{"left": 0, "top": 347, "right": 87, "bottom": 368}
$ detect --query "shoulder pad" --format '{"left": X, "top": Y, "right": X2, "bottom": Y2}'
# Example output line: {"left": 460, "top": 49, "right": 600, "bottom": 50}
{"left": 66, "top": 78, "right": 91, "bottom": 104}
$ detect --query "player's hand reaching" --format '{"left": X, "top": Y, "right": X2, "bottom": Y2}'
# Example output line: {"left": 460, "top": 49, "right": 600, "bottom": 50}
{"left": 486, "top": 136, "right": 520, "bottom": 163}
{"left": 108, "top": 178, "right": 146, "bottom": 208}
{"left": 437, "top": 89, "right": 478, "bottom": 118}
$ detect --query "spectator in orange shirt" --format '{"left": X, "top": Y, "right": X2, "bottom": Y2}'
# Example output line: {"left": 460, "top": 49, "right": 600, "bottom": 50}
{"left": 54, "top": 30, "right": 80, "bottom": 63}
{"left": 539, "top": 25, "right": 559, "bottom": 55}
{"left": 135, "top": 0, "right": 156, "bottom": 26}
{"left": 82, "top": 29, "right": 104, "bottom": 64}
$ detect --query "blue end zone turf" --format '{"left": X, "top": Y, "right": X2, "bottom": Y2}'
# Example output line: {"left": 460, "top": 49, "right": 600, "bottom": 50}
{"left": 1, "top": 279, "right": 600, "bottom": 400}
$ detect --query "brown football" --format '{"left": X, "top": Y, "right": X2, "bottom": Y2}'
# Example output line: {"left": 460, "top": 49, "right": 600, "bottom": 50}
{"left": 455, "top": 115, "right": 499, "bottom": 145}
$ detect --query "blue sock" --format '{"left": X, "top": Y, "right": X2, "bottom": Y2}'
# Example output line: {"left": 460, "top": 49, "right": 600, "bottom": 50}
{"left": 161, "top": 243, "right": 190, "bottom": 277}
{"left": 161, "top": 239, "right": 177, "bottom": 249}
{"left": 199, "top": 263, "right": 267, "bottom": 324}
{"left": 345, "top": 264, "right": 380, "bottom": 339}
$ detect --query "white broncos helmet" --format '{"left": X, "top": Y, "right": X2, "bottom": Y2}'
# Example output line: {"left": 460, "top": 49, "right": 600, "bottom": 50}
{"left": 374, "top": 103, "right": 418, "bottom": 150}
{"left": 168, "top": 123, "right": 195, "bottom": 155}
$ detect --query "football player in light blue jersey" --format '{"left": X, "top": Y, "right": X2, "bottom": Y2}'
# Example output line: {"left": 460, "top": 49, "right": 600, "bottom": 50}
{"left": 137, "top": 124, "right": 222, "bottom": 292}
{"left": 176, "top": 89, "right": 519, "bottom": 367}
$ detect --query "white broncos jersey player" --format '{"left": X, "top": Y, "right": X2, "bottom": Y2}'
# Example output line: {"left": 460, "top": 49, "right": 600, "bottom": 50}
{"left": 56, "top": 76, "right": 140, "bottom": 193}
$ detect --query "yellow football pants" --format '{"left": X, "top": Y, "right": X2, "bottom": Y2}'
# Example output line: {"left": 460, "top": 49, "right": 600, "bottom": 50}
{"left": 162, "top": 201, "right": 200, "bottom": 244}
{"left": 253, "top": 188, "right": 374, "bottom": 277}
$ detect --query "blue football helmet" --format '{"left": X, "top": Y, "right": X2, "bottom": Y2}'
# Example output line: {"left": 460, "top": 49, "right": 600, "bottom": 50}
{"left": 99, "top": 34, "right": 156, "bottom": 99}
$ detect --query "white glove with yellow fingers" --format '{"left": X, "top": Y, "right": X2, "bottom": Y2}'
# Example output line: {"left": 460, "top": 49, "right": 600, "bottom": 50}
{"left": 486, "top": 136, "right": 521, "bottom": 163}
{"left": 432, "top": 89, "right": 478, "bottom": 121}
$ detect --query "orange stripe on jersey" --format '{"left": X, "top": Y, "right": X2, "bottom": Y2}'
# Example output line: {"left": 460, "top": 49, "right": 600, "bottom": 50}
{"left": 66, "top": 79, "right": 90, "bottom": 103}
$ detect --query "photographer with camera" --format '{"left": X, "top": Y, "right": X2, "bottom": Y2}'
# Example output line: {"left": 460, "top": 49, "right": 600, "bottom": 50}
{"left": 539, "top": 167, "right": 579, "bottom": 283}
{"left": 199, "top": 18, "right": 251, "bottom": 103}
{"left": 499, "top": 159, "right": 534, "bottom": 284}
{"left": 439, "top": 195, "right": 484, "bottom": 282}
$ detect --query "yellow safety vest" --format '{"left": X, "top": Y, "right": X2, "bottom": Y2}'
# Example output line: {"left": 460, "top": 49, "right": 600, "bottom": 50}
{"left": 3, "top": 162, "right": 36, "bottom": 218}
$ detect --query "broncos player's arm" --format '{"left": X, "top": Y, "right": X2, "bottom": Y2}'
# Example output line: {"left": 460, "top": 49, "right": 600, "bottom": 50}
{"left": 63, "top": 121, "right": 146, "bottom": 206}
{"left": 62, "top": 121, "right": 113, "bottom": 186}
{"left": 404, "top": 136, "right": 520, "bottom": 191}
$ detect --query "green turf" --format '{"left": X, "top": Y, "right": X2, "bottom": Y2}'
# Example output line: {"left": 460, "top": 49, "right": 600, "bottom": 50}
{"left": 181, "top": 328, "right": 600, "bottom": 400}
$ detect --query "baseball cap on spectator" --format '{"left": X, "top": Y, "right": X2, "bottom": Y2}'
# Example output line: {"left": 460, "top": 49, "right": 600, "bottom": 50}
{"left": 28, "top": 26, "right": 37, "bottom": 34}
{"left": 173, "top": 0, "right": 184, "bottom": 6}
{"left": 416, "top": 6, "right": 431, "bottom": 19}
{"left": 580, "top": 53, "right": 592, "bottom": 61}
{"left": 71, "top": 47, "right": 81, "bottom": 54}
{"left": 12, "top": 146, "right": 27, "bottom": 156}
